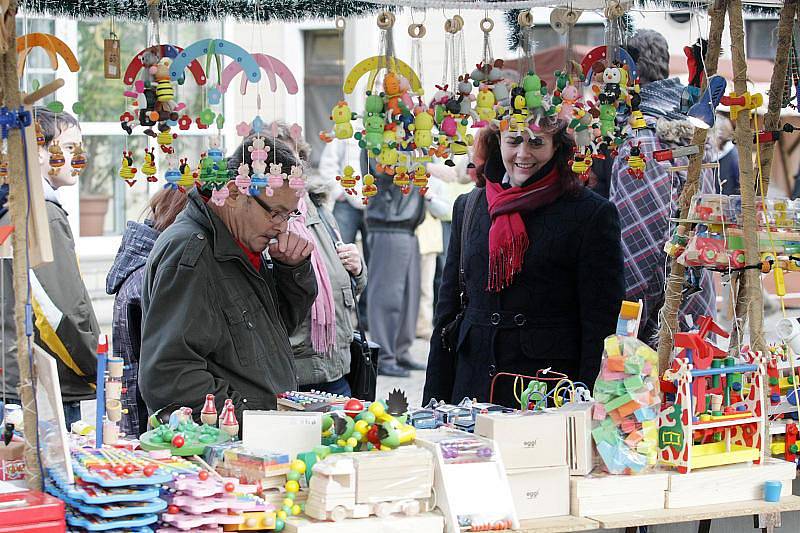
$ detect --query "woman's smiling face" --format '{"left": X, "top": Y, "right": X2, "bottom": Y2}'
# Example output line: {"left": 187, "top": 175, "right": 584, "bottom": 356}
{"left": 499, "top": 129, "right": 556, "bottom": 187}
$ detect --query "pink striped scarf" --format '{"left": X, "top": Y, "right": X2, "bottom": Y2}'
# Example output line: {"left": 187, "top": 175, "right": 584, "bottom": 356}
{"left": 289, "top": 198, "right": 336, "bottom": 354}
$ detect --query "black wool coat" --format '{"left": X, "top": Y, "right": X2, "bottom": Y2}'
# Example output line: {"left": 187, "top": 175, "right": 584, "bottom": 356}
{"left": 423, "top": 177, "right": 624, "bottom": 408}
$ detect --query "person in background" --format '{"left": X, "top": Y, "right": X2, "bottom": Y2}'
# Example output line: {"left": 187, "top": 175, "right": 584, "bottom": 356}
{"left": 139, "top": 136, "right": 317, "bottom": 422}
{"left": 424, "top": 118, "right": 624, "bottom": 407}
{"left": 0, "top": 108, "right": 101, "bottom": 428}
{"left": 415, "top": 174, "right": 451, "bottom": 340}
{"left": 269, "top": 122, "right": 367, "bottom": 396}
{"left": 609, "top": 29, "right": 717, "bottom": 346}
{"left": 318, "top": 139, "right": 369, "bottom": 328}
{"left": 105, "top": 189, "right": 187, "bottom": 436}
{"left": 429, "top": 157, "right": 475, "bottom": 309}
{"left": 364, "top": 151, "right": 427, "bottom": 377}
{"left": 709, "top": 114, "right": 739, "bottom": 195}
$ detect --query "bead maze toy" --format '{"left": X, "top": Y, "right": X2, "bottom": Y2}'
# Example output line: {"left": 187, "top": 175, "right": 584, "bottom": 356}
{"left": 592, "top": 335, "right": 661, "bottom": 474}
{"left": 95, "top": 336, "right": 127, "bottom": 447}
{"left": 658, "top": 316, "right": 767, "bottom": 473}
{"left": 139, "top": 396, "right": 236, "bottom": 456}
{"left": 277, "top": 390, "right": 350, "bottom": 412}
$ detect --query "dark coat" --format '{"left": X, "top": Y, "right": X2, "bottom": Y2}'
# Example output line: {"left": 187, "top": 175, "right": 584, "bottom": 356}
{"left": 106, "top": 220, "right": 160, "bottom": 437}
{"left": 423, "top": 180, "right": 624, "bottom": 408}
{"left": 140, "top": 189, "right": 318, "bottom": 422}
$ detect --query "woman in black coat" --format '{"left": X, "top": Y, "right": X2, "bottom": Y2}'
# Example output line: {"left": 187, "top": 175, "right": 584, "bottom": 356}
{"left": 423, "top": 118, "right": 624, "bottom": 408}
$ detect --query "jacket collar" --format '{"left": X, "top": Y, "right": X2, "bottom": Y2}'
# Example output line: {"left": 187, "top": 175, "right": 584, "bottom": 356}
{"left": 184, "top": 188, "right": 264, "bottom": 275}
{"left": 303, "top": 196, "right": 322, "bottom": 225}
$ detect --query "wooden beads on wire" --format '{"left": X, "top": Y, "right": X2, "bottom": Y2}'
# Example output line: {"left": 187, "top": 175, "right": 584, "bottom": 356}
{"left": 408, "top": 23, "right": 426, "bottom": 39}
{"left": 377, "top": 11, "right": 395, "bottom": 30}
{"left": 517, "top": 10, "right": 534, "bottom": 28}
{"left": 444, "top": 14, "right": 464, "bottom": 35}
{"left": 480, "top": 17, "right": 494, "bottom": 34}
{"left": 335, "top": 16, "right": 346, "bottom": 30}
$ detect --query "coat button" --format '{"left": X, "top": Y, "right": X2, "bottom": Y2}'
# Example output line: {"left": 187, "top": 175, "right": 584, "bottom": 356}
{"left": 514, "top": 314, "right": 526, "bottom": 326}
{"left": 242, "top": 398, "right": 248, "bottom": 403}
{"left": 490, "top": 313, "right": 501, "bottom": 326}
{"left": 196, "top": 234, "right": 205, "bottom": 240}
{"left": 488, "top": 364, "right": 496, "bottom": 377}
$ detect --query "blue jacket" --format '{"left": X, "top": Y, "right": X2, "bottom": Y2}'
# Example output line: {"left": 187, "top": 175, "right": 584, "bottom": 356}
{"left": 106, "top": 220, "right": 160, "bottom": 436}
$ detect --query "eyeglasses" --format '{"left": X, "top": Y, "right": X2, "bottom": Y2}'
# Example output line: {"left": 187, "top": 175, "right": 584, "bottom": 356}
{"left": 251, "top": 195, "right": 301, "bottom": 223}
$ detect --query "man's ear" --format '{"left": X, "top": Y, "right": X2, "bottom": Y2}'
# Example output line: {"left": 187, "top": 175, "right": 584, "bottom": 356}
{"left": 226, "top": 180, "right": 244, "bottom": 205}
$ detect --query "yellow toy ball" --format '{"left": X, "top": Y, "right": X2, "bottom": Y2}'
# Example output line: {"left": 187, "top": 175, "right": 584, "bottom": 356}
{"left": 277, "top": 510, "right": 288, "bottom": 520}
{"left": 346, "top": 437, "right": 358, "bottom": 448}
{"left": 290, "top": 460, "right": 306, "bottom": 474}
{"left": 283, "top": 498, "right": 294, "bottom": 508}
{"left": 285, "top": 480, "right": 300, "bottom": 493}
{"left": 292, "top": 505, "right": 302, "bottom": 515}
{"left": 368, "top": 402, "right": 386, "bottom": 419}
{"left": 354, "top": 420, "right": 369, "bottom": 433}
{"left": 336, "top": 439, "right": 346, "bottom": 447}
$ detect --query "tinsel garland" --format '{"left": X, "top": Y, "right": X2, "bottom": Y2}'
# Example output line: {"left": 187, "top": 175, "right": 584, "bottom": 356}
{"left": 19, "top": 0, "right": 383, "bottom": 22}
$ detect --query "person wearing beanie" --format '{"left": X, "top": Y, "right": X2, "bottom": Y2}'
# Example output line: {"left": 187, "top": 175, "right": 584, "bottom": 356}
{"left": 609, "top": 29, "right": 717, "bottom": 347}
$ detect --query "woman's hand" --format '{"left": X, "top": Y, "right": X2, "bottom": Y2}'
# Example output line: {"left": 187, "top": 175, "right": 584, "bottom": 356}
{"left": 336, "top": 243, "right": 363, "bottom": 275}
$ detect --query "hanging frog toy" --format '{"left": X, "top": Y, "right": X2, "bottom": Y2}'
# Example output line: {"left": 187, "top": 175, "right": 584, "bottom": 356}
{"left": 207, "top": 136, "right": 224, "bottom": 162}
{"left": 118, "top": 151, "right": 137, "bottom": 187}
{"left": 411, "top": 165, "right": 430, "bottom": 195}
{"left": 327, "top": 101, "right": 357, "bottom": 142}
{"left": 625, "top": 142, "right": 646, "bottom": 180}
{"left": 48, "top": 142, "right": 65, "bottom": 178}
{"left": 197, "top": 155, "right": 216, "bottom": 188}
{"left": 376, "top": 126, "right": 399, "bottom": 176}
{"left": 141, "top": 147, "right": 157, "bottom": 182}
{"left": 157, "top": 123, "right": 177, "bottom": 154}
{"left": 288, "top": 165, "right": 306, "bottom": 197}
{"left": 336, "top": 165, "right": 360, "bottom": 195}
{"left": 177, "top": 158, "right": 195, "bottom": 190}
{"left": 212, "top": 158, "right": 231, "bottom": 189}
{"left": 523, "top": 72, "right": 551, "bottom": 129}
{"left": 409, "top": 108, "right": 435, "bottom": 151}
{"left": 362, "top": 173, "right": 378, "bottom": 205}
{"left": 355, "top": 113, "right": 386, "bottom": 155}
{"left": 474, "top": 87, "right": 496, "bottom": 127}
{"left": 69, "top": 142, "right": 88, "bottom": 176}
{"left": 235, "top": 163, "right": 252, "bottom": 195}
{"left": 267, "top": 162, "right": 286, "bottom": 192}
{"left": 163, "top": 154, "right": 181, "bottom": 190}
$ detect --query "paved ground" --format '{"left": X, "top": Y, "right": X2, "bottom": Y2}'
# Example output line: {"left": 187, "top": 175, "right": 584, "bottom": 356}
{"left": 376, "top": 339, "right": 429, "bottom": 408}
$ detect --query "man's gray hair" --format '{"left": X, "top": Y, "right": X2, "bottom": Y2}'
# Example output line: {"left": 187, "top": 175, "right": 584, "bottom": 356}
{"left": 627, "top": 29, "right": 670, "bottom": 85}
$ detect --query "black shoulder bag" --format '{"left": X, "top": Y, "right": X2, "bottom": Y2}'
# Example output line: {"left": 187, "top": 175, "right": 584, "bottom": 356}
{"left": 441, "top": 188, "right": 480, "bottom": 353}
{"left": 315, "top": 205, "right": 378, "bottom": 401}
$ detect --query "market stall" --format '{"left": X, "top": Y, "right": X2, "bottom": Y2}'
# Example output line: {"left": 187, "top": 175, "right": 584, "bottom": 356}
{"left": 1, "top": 0, "right": 800, "bottom": 531}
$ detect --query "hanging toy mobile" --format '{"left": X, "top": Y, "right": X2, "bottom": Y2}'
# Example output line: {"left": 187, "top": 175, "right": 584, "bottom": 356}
{"left": 69, "top": 143, "right": 87, "bottom": 176}
{"left": 119, "top": 151, "right": 138, "bottom": 187}
{"left": 336, "top": 165, "right": 360, "bottom": 196}
{"left": 48, "top": 142, "right": 65, "bottom": 178}
{"left": 142, "top": 147, "right": 158, "bottom": 182}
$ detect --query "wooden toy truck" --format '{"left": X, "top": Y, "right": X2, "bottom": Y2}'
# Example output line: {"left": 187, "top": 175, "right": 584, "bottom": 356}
{"left": 304, "top": 446, "right": 434, "bottom": 522}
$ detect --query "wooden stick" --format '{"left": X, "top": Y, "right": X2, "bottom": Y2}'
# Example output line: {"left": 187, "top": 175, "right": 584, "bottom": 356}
{"left": 21, "top": 77, "right": 64, "bottom": 106}
{"left": 192, "top": 454, "right": 226, "bottom": 481}
{"left": 728, "top": 0, "right": 765, "bottom": 354}
{"left": 0, "top": 0, "right": 42, "bottom": 491}
{"left": 656, "top": 0, "right": 728, "bottom": 373}
{"left": 666, "top": 163, "right": 720, "bottom": 172}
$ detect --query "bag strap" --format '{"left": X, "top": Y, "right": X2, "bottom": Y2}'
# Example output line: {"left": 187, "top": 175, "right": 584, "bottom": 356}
{"left": 458, "top": 188, "right": 481, "bottom": 309}
{"left": 315, "top": 204, "right": 370, "bottom": 356}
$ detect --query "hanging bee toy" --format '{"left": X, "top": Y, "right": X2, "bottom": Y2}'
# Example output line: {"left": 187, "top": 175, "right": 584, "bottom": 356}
{"left": 70, "top": 143, "right": 88, "bottom": 176}
{"left": 142, "top": 147, "right": 158, "bottom": 182}
{"left": 48, "top": 142, "right": 66, "bottom": 178}
{"left": 35, "top": 120, "right": 46, "bottom": 147}
{"left": 626, "top": 142, "right": 646, "bottom": 180}
{"left": 0, "top": 152, "right": 8, "bottom": 182}
{"left": 118, "top": 151, "right": 138, "bottom": 187}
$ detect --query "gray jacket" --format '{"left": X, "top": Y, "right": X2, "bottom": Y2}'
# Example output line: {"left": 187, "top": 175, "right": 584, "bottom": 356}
{"left": 139, "top": 189, "right": 317, "bottom": 421}
{"left": 290, "top": 200, "right": 366, "bottom": 385}
{"left": 1, "top": 188, "right": 100, "bottom": 403}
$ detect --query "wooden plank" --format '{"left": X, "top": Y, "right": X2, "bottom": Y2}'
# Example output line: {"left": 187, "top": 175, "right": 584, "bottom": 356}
{"left": 21, "top": 105, "right": 53, "bottom": 268}
{"left": 284, "top": 512, "right": 444, "bottom": 533}
{"left": 589, "top": 495, "right": 800, "bottom": 529}
{"left": 517, "top": 515, "right": 599, "bottom": 533}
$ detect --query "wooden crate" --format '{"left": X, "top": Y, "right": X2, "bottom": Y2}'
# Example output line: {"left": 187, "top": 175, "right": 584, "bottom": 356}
{"left": 570, "top": 470, "right": 668, "bottom": 516}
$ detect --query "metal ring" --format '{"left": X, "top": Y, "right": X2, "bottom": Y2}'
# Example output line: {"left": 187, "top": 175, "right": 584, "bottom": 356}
{"left": 335, "top": 16, "right": 346, "bottom": 30}
{"left": 480, "top": 17, "right": 494, "bottom": 33}
{"left": 517, "top": 10, "right": 534, "bottom": 28}
{"left": 408, "top": 23, "right": 426, "bottom": 39}
{"left": 453, "top": 14, "right": 464, "bottom": 29}
{"left": 564, "top": 10, "right": 581, "bottom": 25}
{"left": 377, "top": 11, "right": 395, "bottom": 30}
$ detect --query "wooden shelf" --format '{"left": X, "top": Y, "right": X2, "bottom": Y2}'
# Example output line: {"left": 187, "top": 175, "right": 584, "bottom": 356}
{"left": 516, "top": 515, "right": 599, "bottom": 533}
{"left": 588, "top": 495, "right": 800, "bottom": 529}
{"left": 692, "top": 416, "right": 761, "bottom": 429}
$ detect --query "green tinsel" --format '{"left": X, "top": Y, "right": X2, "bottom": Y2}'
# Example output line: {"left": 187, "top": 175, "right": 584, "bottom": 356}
{"left": 19, "top": 0, "right": 383, "bottom": 22}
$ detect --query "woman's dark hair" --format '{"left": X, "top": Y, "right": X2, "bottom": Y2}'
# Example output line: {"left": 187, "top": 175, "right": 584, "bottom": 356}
{"left": 474, "top": 116, "right": 580, "bottom": 194}
{"left": 149, "top": 188, "right": 188, "bottom": 232}
{"left": 227, "top": 135, "right": 300, "bottom": 177}
{"left": 33, "top": 107, "right": 80, "bottom": 146}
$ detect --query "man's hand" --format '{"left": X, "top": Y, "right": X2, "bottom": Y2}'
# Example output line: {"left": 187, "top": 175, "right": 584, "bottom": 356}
{"left": 336, "top": 243, "right": 362, "bottom": 275}
{"left": 269, "top": 231, "right": 314, "bottom": 266}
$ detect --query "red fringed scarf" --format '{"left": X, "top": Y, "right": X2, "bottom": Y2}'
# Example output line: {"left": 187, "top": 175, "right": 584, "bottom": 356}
{"left": 486, "top": 165, "right": 564, "bottom": 291}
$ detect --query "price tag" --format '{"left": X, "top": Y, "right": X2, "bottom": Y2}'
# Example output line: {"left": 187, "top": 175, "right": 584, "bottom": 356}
{"left": 104, "top": 38, "right": 121, "bottom": 79}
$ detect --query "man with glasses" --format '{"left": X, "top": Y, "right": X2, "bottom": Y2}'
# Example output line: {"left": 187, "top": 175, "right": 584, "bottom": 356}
{"left": 139, "top": 137, "right": 317, "bottom": 425}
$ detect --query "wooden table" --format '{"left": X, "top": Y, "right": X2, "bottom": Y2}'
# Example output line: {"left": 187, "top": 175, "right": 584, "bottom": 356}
{"left": 588, "top": 495, "right": 800, "bottom": 532}
{"left": 516, "top": 515, "right": 598, "bottom": 532}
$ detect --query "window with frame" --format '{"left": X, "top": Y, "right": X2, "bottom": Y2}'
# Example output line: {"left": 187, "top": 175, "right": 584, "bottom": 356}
{"left": 303, "top": 29, "right": 344, "bottom": 168}
{"left": 16, "top": 18, "right": 57, "bottom": 104}
{"left": 745, "top": 19, "right": 779, "bottom": 60}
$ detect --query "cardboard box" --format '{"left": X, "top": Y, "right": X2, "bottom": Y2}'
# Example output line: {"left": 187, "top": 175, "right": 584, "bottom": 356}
{"left": 558, "top": 403, "right": 595, "bottom": 476}
{"left": 507, "top": 465, "right": 569, "bottom": 519}
{"left": 570, "top": 470, "right": 667, "bottom": 516}
{"left": 474, "top": 411, "right": 566, "bottom": 469}
{"left": 665, "top": 459, "right": 796, "bottom": 508}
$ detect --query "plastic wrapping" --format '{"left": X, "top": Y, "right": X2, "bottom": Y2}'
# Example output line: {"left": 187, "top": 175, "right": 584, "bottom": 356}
{"left": 592, "top": 335, "right": 661, "bottom": 474}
